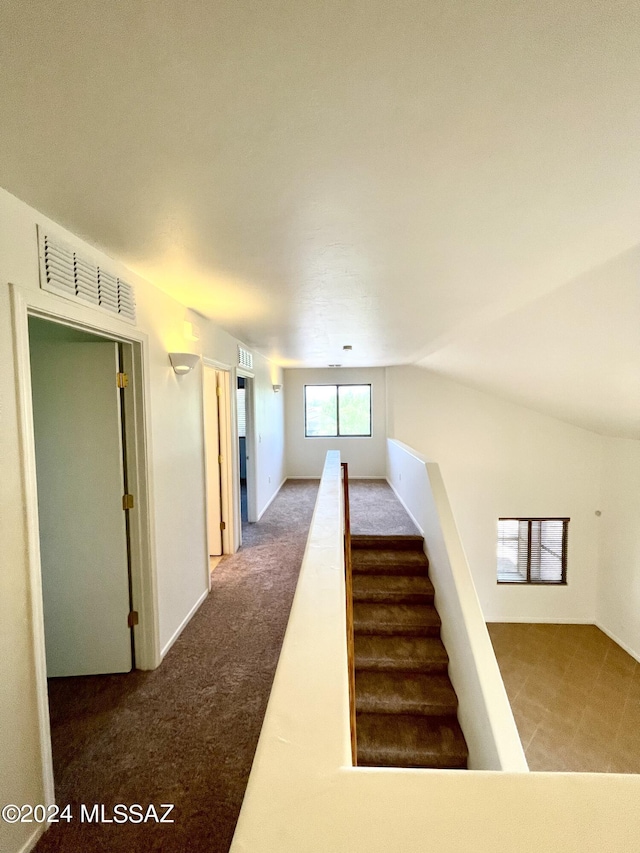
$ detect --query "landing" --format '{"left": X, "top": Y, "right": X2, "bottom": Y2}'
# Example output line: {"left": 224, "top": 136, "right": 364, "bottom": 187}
{"left": 348, "top": 479, "right": 419, "bottom": 536}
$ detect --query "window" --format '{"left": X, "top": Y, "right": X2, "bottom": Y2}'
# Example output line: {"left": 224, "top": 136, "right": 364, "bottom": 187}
{"left": 497, "top": 518, "right": 568, "bottom": 584}
{"left": 304, "top": 384, "right": 372, "bottom": 437}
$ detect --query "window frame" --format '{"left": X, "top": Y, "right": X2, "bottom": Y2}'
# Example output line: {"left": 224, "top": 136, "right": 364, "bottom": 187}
{"left": 497, "top": 517, "right": 569, "bottom": 585}
{"left": 303, "top": 383, "right": 372, "bottom": 438}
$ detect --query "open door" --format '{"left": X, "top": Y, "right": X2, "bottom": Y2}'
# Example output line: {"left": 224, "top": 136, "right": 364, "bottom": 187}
{"left": 203, "top": 364, "right": 234, "bottom": 556}
{"left": 29, "top": 335, "right": 133, "bottom": 676}
{"left": 203, "top": 365, "right": 223, "bottom": 556}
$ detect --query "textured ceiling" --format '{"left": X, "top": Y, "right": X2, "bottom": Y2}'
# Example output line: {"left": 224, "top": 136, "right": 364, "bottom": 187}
{"left": 0, "top": 1, "right": 638, "bottom": 434}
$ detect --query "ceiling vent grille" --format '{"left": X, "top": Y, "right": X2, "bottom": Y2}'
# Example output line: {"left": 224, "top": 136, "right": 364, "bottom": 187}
{"left": 238, "top": 345, "right": 253, "bottom": 370}
{"left": 39, "top": 229, "right": 136, "bottom": 324}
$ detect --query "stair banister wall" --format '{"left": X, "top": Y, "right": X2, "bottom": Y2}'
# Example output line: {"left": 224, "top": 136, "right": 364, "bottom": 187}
{"left": 386, "top": 438, "right": 527, "bottom": 772}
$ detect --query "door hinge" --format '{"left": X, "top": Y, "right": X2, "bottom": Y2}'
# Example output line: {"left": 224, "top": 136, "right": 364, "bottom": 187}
{"left": 220, "top": 521, "right": 226, "bottom": 530}
{"left": 122, "top": 493, "right": 135, "bottom": 510}
{"left": 218, "top": 454, "right": 223, "bottom": 464}
{"left": 116, "top": 372, "right": 129, "bottom": 388}
{"left": 128, "top": 610, "right": 139, "bottom": 628}
{"left": 216, "top": 385, "right": 222, "bottom": 397}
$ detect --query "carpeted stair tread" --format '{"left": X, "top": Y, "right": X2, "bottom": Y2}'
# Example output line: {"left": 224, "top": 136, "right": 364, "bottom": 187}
{"left": 355, "top": 671, "right": 458, "bottom": 715}
{"left": 353, "top": 602, "right": 441, "bottom": 636}
{"left": 352, "top": 573, "right": 435, "bottom": 604}
{"left": 354, "top": 635, "right": 448, "bottom": 672}
{"left": 351, "top": 535, "right": 425, "bottom": 552}
{"left": 352, "top": 549, "right": 429, "bottom": 576}
{"left": 356, "top": 713, "right": 468, "bottom": 769}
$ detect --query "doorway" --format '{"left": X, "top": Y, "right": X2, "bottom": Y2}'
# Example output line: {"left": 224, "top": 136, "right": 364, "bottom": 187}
{"left": 236, "top": 371, "right": 257, "bottom": 527}
{"left": 11, "top": 284, "right": 159, "bottom": 807}
{"left": 237, "top": 376, "right": 248, "bottom": 522}
{"left": 28, "top": 317, "right": 137, "bottom": 675}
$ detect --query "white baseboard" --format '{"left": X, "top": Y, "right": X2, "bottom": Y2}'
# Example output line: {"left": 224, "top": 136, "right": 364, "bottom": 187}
{"left": 347, "top": 475, "right": 387, "bottom": 480}
{"left": 286, "top": 474, "right": 386, "bottom": 480}
{"left": 596, "top": 621, "right": 640, "bottom": 664}
{"left": 385, "top": 477, "right": 425, "bottom": 536}
{"left": 19, "top": 825, "right": 46, "bottom": 853}
{"left": 161, "top": 587, "right": 209, "bottom": 659}
{"left": 257, "top": 477, "right": 287, "bottom": 520}
{"left": 486, "top": 617, "right": 595, "bottom": 625}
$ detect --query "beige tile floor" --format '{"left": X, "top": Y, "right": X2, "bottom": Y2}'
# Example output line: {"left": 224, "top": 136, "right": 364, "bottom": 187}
{"left": 488, "top": 623, "right": 640, "bottom": 773}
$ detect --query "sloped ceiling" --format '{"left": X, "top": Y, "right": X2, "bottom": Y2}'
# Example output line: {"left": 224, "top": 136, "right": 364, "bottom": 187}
{"left": 0, "top": 0, "right": 638, "bottom": 435}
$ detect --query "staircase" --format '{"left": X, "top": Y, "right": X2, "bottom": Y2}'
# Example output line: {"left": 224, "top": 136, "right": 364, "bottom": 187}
{"left": 351, "top": 534, "right": 468, "bottom": 769}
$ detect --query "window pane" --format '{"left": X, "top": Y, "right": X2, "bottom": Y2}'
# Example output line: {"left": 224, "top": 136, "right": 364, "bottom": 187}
{"left": 537, "top": 520, "right": 564, "bottom": 582}
{"left": 497, "top": 519, "right": 526, "bottom": 582}
{"left": 337, "top": 385, "right": 371, "bottom": 436}
{"left": 305, "top": 385, "right": 337, "bottom": 436}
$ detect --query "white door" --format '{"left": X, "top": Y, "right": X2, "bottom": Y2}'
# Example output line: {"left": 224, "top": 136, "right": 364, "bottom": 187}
{"left": 30, "top": 340, "right": 132, "bottom": 676}
{"left": 203, "top": 366, "right": 223, "bottom": 556}
{"left": 217, "top": 370, "right": 233, "bottom": 554}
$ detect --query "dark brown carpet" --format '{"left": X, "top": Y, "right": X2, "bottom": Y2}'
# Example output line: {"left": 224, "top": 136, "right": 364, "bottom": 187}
{"left": 34, "top": 480, "right": 319, "bottom": 853}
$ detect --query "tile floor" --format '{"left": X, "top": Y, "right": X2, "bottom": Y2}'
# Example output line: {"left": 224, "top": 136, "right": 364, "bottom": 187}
{"left": 488, "top": 623, "right": 640, "bottom": 773}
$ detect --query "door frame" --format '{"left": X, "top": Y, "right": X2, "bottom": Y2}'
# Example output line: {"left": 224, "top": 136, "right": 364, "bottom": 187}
{"left": 10, "top": 283, "right": 160, "bottom": 806}
{"left": 237, "top": 367, "right": 258, "bottom": 527}
{"left": 201, "top": 359, "right": 236, "bottom": 570}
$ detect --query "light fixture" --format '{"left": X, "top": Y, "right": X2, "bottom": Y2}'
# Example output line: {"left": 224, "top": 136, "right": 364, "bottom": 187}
{"left": 273, "top": 384, "right": 282, "bottom": 393}
{"left": 168, "top": 352, "right": 200, "bottom": 375}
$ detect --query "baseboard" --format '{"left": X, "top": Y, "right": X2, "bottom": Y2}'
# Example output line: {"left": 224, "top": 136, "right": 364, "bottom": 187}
{"left": 385, "top": 477, "right": 425, "bottom": 535}
{"left": 161, "top": 587, "right": 209, "bottom": 659}
{"left": 257, "top": 477, "right": 287, "bottom": 520}
{"left": 596, "top": 621, "right": 640, "bottom": 665}
{"left": 19, "top": 824, "right": 46, "bottom": 853}
{"left": 485, "top": 617, "right": 595, "bottom": 625}
{"left": 286, "top": 474, "right": 386, "bottom": 480}
{"left": 347, "top": 475, "right": 387, "bottom": 480}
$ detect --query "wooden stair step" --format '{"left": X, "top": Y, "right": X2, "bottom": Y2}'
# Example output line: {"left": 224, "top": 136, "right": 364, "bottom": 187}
{"left": 355, "top": 635, "right": 448, "bottom": 673}
{"left": 351, "top": 535, "right": 425, "bottom": 552}
{"left": 352, "top": 573, "right": 434, "bottom": 605}
{"left": 352, "top": 549, "right": 429, "bottom": 576}
{"left": 355, "top": 672, "right": 458, "bottom": 715}
{"left": 356, "top": 713, "right": 468, "bottom": 769}
{"left": 353, "top": 602, "right": 441, "bottom": 636}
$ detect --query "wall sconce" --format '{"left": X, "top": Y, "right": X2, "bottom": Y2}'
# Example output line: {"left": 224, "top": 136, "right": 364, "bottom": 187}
{"left": 273, "top": 384, "right": 282, "bottom": 393}
{"left": 169, "top": 352, "right": 200, "bottom": 375}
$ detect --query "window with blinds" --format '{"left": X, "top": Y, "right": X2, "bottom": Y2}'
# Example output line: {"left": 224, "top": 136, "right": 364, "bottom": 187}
{"left": 497, "top": 518, "right": 568, "bottom": 584}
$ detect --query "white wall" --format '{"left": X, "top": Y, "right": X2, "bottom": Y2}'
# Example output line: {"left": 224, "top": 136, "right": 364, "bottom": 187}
{"left": 596, "top": 437, "right": 640, "bottom": 660}
{"left": 386, "top": 365, "right": 602, "bottom": 623}
{"left": 0, "top": 185, "right": 285, "bottom": 853}
{"left": 284, "top": 367, "right": 386, "bottom": 478}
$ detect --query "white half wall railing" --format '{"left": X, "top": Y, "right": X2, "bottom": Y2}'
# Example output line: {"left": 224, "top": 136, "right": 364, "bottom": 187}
{"left": 386, "top": 438, "right": 527, "bottom": 771}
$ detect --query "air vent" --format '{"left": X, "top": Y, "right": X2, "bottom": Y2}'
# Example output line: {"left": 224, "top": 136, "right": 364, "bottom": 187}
{"left": 42, "top": 234, "right": 76, "bottom": 297}
{"left": 38, "top": 228, "right": 136, "bottom": 324}
{"left": 238, "top": 345, "right": 253, "bottom": 370}
{"left": 97, "top": 268, "right": 118, "bottom": 313}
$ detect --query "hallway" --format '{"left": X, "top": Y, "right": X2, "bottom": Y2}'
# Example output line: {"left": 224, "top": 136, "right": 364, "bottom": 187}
{"left": 35, "top": 480, "right": 319, "bottom": 853}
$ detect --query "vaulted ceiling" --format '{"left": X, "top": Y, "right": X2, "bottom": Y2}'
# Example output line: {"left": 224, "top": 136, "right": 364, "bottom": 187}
{"left": 1, "top": 1, "right": 638, "bottom": 436}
